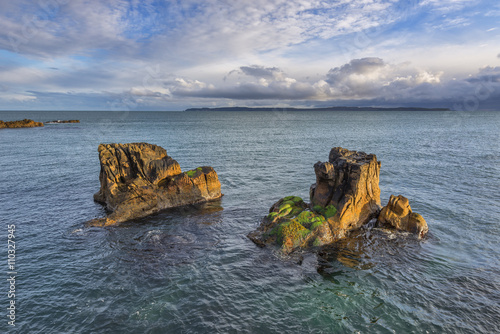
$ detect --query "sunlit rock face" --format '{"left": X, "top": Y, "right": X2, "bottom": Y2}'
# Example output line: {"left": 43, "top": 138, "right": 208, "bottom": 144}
{"left": 91, "top": 143, "right": 221, "bottom": 226}
{"left": 377, "top": 195, "right": 428, "bottom": 238}
{"left": 0, "top": 119, "right": 44, "bottom": 128}
{"left": 310, "top": 147, "right": 381, "bottom": 233}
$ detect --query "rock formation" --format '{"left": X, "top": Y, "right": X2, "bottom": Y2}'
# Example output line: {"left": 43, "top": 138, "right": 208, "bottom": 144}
{"left": 0, "top": 119, "right": 44, "bottom": 129}
{"left": 249, "top": 147, "right": 428, "bottom": 255}
{"left": 310, "top": 147, "right": 381, "bottom": 232}
{"left": 377, "top": 195, "right": 428, "bottom": 238}
{"left": 90, "top": 143, "right": 222, "bottom": 226}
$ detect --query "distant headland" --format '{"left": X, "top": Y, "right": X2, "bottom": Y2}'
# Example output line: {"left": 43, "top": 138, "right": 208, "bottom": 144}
{"left": 185, "top": 106, "right": 450, "bottom": 112}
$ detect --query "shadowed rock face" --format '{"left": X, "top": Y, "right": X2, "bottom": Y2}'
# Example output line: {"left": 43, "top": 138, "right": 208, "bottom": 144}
{"left": 310, "top": 147, "right": 381, "bottom": 232}
{"left": 377, "top": 195, "right": 428, "bottom": 238}
{"left": 91, "top": 143, "right": 222, "bottom": 226}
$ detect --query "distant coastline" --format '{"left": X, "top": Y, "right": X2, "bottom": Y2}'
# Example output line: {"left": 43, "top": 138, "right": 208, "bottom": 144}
{"left": 185, "top": 106, "right": 451, "bottom": 112}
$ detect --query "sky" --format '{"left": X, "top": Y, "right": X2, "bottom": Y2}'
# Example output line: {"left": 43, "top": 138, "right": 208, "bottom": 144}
{"left": 0, "top": 0, "right": 499, "bottom": 111}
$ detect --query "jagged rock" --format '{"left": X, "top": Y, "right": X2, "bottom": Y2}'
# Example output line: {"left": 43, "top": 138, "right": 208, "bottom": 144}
{"left": 310, "top": 147, "right": 381, "bottom": 232}
{"left": 0, "top": 119, "right": 44, "bottom": 129}
{"left": 90, "top": 143, "right": 222, "bottom": 226}
{"left": 377, "top": 195, "right": 428, "bottom": 238}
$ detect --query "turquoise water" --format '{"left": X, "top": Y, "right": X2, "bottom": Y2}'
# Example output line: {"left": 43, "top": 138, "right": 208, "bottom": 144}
{"left": 0, "top": 110, "right": 499, "bottom": 333}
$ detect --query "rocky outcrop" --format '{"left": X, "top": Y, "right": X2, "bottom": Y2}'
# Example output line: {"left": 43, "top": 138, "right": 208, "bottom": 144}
{"left": 310, "top": 147, "right": 381, "bottom": 232}
{"left": 377, "top": 195, "right": 428, "bottom": 238}
{"left": 0, "top": 119, "right": 44, "bottom": 129}
{"left": 249, "top": 147, "right": 428, "bottom": 255}
{"left": 90, "top": 143, "right": 222, "bottom": 226}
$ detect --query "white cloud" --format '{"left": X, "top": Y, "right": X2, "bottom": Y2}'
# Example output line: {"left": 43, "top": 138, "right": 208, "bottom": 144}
{"left": 0, "top": 0, "right": 403, "bottom": 63}
{"left": 158, "top": 58, "right": 453, "bottom": 103}
{"left": 420, "top": 0, "right": 478, "bottom": 12}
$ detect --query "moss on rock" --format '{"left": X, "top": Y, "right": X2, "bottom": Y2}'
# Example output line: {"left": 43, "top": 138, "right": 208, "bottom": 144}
{"left": 249, "top": 195, "right": 339, "bottom": 253}
{"left": 313, "top": 204, "right": 337, "bottom": 218}
{"left": 277, "top": 220, "right": 310, "bottom": 249}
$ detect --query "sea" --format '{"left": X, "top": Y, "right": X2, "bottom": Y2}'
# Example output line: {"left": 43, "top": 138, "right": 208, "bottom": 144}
{"left": 0, "top": 109, "right": 499, "bottom": 333}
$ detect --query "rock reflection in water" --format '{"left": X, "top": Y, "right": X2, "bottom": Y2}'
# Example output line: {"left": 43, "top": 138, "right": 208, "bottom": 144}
{"left": 317, "top": 226, "right": 423, "bottom": 273}
{"left": 105, "top": 200, "right": 224, "bottom": 273}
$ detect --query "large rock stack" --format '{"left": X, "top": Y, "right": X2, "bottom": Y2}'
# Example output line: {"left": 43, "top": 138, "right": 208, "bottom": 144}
{"left": 91, "top": 143, "right": 222, "bottom": 226}
{"left": 310, "top": 147, "right": 382, "bottom": 232}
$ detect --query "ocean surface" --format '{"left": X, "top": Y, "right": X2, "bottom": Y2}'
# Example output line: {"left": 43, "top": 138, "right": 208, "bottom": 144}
{"left": 0, "top": 109, "right": 499, "bottom": 333}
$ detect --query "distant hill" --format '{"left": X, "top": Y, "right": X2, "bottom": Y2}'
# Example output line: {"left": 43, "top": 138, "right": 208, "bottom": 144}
{"left": 184, "top": 106, "right": 451, "bottom": 112}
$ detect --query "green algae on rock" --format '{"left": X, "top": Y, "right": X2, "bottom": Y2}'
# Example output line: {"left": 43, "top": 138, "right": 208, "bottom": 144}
{"left": 248, "top": 196, "right": 335, "bottom": 253}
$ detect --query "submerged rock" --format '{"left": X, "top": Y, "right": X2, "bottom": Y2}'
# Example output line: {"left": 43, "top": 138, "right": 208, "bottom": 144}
{"left": 377, "top": 195, "right": 428, "bottom": 238}
{"left": 90, "top": 143, "right": 222, "bottom": 226}
{"left": 249, "top": 147, "right": 428, "bottom": 255}
{"left": 0, "top": 119, "right": 44, "bottom": 129}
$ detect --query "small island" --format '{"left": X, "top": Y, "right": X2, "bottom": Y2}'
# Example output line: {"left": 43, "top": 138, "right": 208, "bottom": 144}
{"left": 185, "top": 106, "right": 450, "bottom": 112}
{"left": 248, "top": 147, "right": 428, "bottom": 255}
{"left": 0, "top": 119, "right": 44, "bottom": 129}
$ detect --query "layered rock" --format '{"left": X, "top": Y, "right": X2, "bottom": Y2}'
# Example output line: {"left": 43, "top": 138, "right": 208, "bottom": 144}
{"left": 310, "top": 147, "right": 381, "bottom": 232}
{"left": 377, "top": 195, "right": 428, "bottom": 238}
{"left": 91, "top": 143, "right": 222, "bottom": 226}
{"left": 0, "top": 119, "right": 44, "bottom": 129}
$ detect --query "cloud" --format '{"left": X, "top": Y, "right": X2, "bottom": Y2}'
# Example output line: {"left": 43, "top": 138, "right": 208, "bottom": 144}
{"left": 156, "top": 58, "right": 500, "bottom": 110}
{"left": 420, "top": 0, "right": 475, "bottom": 12}
{"left": 171, "top": 76, "right": 315, "bottom": 100}
{"left": 3, "top": 60, "right": 499, "bottom": 110}
{"left": 326, "top": 57, "right": 386, "bottom": 81}
{"left": 323, "top": 58, "right": 442, "bottom": 99}
{"left": 0, "top": 0, "right": 131, "bottom": 58}
{"left": 0, "top": 0, "right": 406, "bottom": 63}
{"left": 239, "top": 66, "right": 283, "bottom": 79}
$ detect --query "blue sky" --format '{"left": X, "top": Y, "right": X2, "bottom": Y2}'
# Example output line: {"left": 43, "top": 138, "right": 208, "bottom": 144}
{"left": 0, "top": 0, "right": 499, "bottom": 111}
